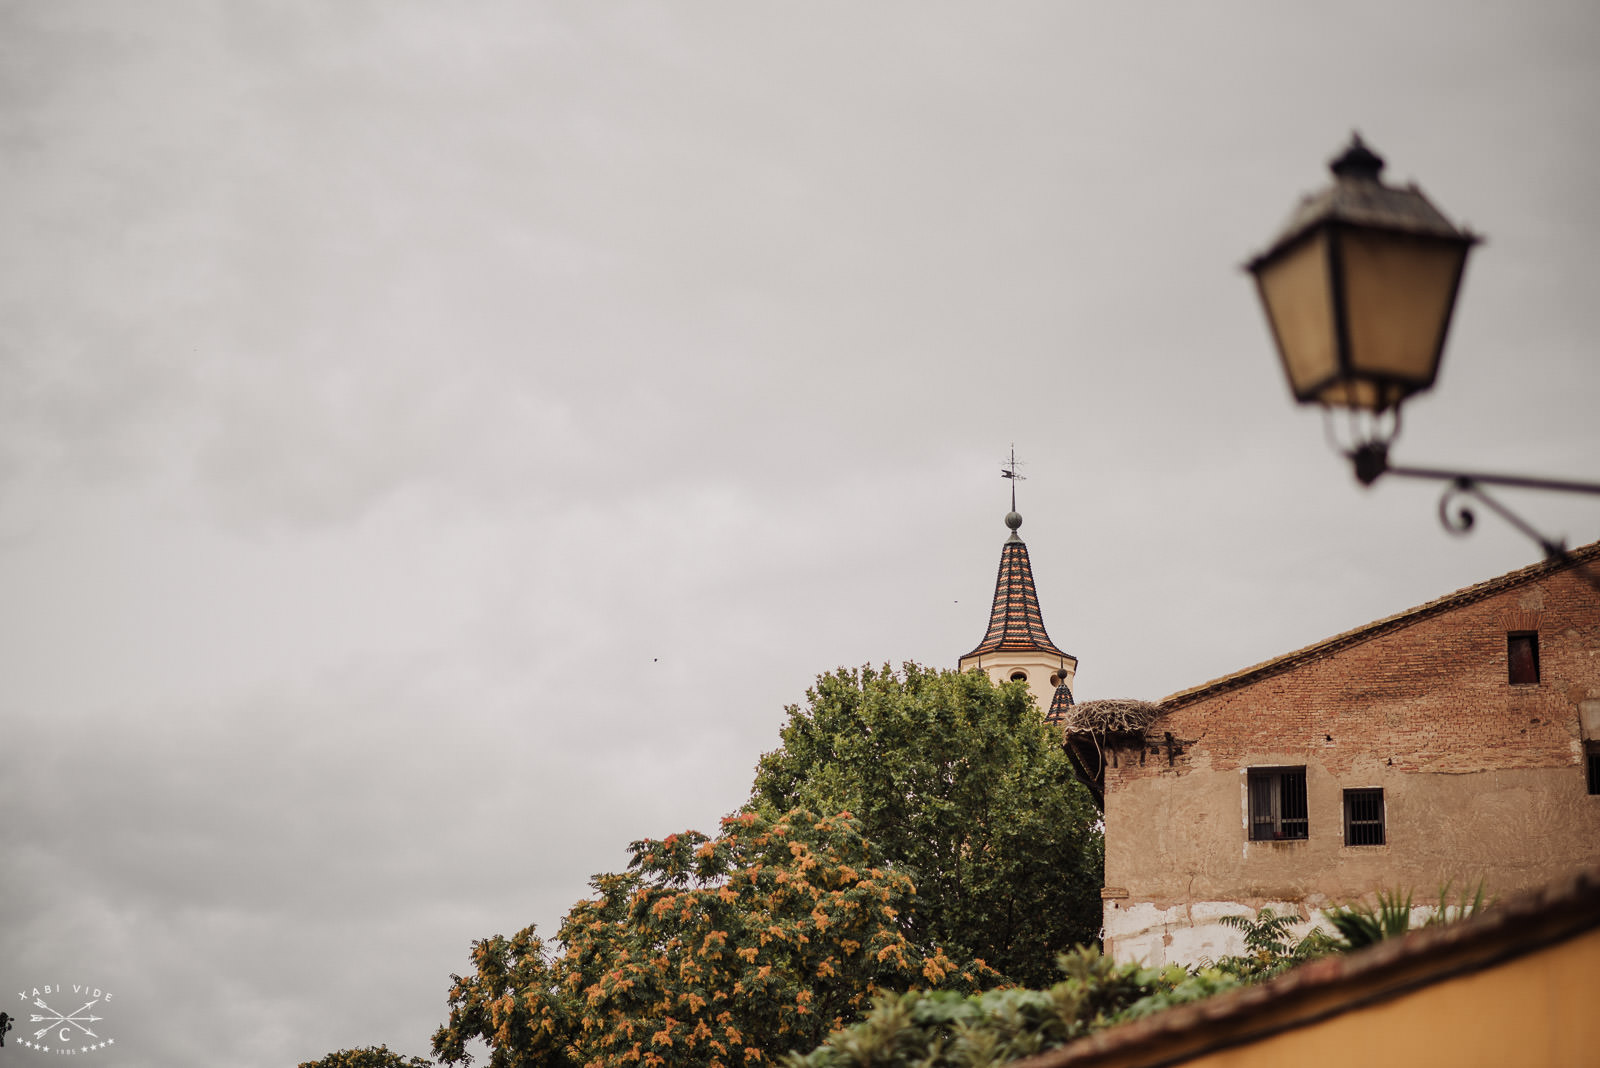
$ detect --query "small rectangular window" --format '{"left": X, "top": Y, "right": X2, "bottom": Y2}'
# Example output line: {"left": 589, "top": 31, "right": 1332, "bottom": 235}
{"left": 1248, "top": 767, "right": 1308, "bottom": 841}
{"left": 1586, "top": 743, "right": 1600, "bottom": 796}
{"left": 1343, "top": 788, "right": 1386, "bottom": 845}
{"left": 1508, "top": 632, "right": 1540, "bottom": 685}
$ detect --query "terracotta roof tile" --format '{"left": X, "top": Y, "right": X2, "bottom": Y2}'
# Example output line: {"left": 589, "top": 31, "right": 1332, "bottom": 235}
{"left": 963, "top": 531, "right": 1073, "bottom": 662}
{"left": 1159, "top": 540, "right": 1600, "bottom": 711}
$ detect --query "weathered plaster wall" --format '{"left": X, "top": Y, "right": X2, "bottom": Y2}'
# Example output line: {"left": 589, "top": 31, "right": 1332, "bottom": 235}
{"left": 1103, "top": 561, "right": 1600, "bottom": 966}
{"left": 1102, "top": 896, "right": 1318, "bottom": 968}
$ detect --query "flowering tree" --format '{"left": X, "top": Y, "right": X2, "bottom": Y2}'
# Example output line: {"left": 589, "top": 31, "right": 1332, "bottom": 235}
{"left": 432, "top": 810, "right": 993, "bottom": 1068}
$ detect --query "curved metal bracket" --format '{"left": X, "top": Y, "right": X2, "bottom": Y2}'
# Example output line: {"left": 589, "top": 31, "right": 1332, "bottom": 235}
{"left": 1437, "top": 479, "right": 1477, "bottom": 537}
{"left": 1433, "top": 477, "right": 1567, "bottom": 559}
{"left": 1348, "top": 449, "right": 1600, "bottom": 591}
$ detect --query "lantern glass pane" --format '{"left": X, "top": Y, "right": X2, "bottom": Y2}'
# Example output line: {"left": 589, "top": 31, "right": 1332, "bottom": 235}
{"left": 1314, "top": 377, "right": 1387, "bottom": 410}
{"left": 1341, "top": 229, "right": 1468, "bottom": 390}
{"left": 1256, "top": 231, "right": 1336, "bottom": 402}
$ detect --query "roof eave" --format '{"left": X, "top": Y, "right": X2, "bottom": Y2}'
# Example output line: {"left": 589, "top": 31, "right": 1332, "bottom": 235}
{"left": 1158, "top": 541, "right": 1600, "bottom": 713}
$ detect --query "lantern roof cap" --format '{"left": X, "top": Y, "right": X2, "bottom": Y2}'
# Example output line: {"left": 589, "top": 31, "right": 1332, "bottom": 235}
{"left": 1249, "top": 133, "right": 1480, "bottom": 270}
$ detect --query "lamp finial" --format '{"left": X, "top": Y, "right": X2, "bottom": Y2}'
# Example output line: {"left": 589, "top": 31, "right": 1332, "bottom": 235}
{"left": 1330, "top": 132, "right": 1385, "bottom": 181}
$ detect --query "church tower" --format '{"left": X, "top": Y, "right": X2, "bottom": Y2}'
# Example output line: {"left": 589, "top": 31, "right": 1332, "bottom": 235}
{"left": 958, "top": 465, "right": 1077, "bottom": 714}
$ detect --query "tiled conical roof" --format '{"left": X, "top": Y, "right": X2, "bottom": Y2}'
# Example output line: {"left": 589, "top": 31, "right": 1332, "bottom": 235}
{"left": 1045, "top": 682, "right": 1075, "bottom": 725}
{"left": 961, "top": 511, "right": 1073, "bottom": 661}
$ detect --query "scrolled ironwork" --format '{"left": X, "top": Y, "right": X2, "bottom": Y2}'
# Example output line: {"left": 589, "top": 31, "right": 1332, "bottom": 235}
{"left": 1347, "top": 446, "right": 1599, "bottom": 563}
{"left": 1436, "top": 478, "right": 1479, "bottom": 538}
{"left": 1340, "top": 447, "right": 1600, "bottom": 593}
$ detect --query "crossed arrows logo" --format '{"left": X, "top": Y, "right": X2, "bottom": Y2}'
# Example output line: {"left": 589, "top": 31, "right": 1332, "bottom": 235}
{"left": 28, "top": 995, "right": 103, "bottom": 1042}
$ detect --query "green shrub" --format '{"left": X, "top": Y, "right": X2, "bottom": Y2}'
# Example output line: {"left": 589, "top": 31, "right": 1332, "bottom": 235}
{"left": 1323, "top": 880, "right": 1490, "bottom": 951}
{"left": 784, "top": 947, "right": 1238, "bottom": 1068}
{"left": 1211, "top": 907, "right": 1336, "bottom": 979}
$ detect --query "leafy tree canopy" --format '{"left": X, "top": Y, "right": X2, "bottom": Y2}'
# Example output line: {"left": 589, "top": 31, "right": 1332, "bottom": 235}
{"left": 298, "top": 1045, "right": 433, "bottom": 1068}
{"left": 432, "top": 809, "right": 994, "bottom": 1068}
{"left": 786, "top": 947, "right": 1238, "bottom": 1068}
{"left": 793, "top": 887, "right": 1497, "bottom": 1068}
{"left": 748, "top": 664, "right": 1102, "bottom": 986}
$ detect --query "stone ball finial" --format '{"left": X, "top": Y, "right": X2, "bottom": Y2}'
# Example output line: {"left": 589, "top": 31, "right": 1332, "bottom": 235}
{"left": 1005, "top": 511, "right": 1023, "bottom": 531}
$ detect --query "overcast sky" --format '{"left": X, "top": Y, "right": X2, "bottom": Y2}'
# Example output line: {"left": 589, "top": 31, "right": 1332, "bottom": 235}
{"left": 3, "top": 3, "right": 1597, "bottom": 1065}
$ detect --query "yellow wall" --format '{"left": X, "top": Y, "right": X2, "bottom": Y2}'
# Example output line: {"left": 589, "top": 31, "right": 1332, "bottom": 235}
{"left": 1176, "top": 925, "right": 1600, "bottom": 1068}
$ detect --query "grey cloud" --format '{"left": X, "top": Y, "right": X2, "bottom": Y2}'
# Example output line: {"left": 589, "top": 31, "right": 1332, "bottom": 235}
{"left": 3, "top": 4, "right": 1598, "bottom": 1067}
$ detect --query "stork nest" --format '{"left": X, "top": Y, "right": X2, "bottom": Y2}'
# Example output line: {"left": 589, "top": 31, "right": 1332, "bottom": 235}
{"left": 1056, "top": 698, "right": 1161, "bottom": 736}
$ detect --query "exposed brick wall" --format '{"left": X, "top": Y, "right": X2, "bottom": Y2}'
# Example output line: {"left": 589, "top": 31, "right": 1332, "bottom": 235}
{"left": 1102, "top": 554, "right": 1600, "bottom": 963}
{"left": 1129, "top": 565, "right": 1597, "bottom": 780}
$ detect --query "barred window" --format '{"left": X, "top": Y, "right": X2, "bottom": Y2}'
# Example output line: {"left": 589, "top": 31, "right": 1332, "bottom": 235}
{"left": 1508, "top": 632, "right": 1540, "bottom": 685}
{"left": 1248, "top": 767, "right": 1308, "bottom": 841}
{"left": 1343, "top": 788, "right": 1386, "bottom": 845}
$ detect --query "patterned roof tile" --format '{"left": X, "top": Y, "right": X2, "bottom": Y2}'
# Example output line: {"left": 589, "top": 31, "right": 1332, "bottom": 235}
{"left": 962, "top": 524, "right": 1073, "bottom": 662}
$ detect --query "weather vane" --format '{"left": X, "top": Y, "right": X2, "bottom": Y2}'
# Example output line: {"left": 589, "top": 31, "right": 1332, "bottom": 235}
{"left": 1000, "top": 444, "right": 1025, "bottom": 512}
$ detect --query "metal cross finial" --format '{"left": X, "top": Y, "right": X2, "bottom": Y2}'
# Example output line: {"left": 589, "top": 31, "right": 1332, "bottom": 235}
{"left": 1000, "top": 444, "right": 1026, "bottom": 512}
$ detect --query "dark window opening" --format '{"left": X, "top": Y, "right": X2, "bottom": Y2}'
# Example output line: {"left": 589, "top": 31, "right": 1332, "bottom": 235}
{"left": 1009, "top": 670, "right": 1028, "bottom": 683}
{"left": 1248, "top": 767, "right": 1308, "bottom": 841}
{"left": 1586, "top": 743, "right": 1600, "bottom": 796}
{"left": 1343, "top": 788, "right": 1386, "bottom": 845}
{"left": 1508, "top": 632, "right": 1540, "bottom": 685}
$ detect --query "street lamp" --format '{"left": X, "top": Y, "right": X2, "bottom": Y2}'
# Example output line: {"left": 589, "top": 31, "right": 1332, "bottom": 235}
{"left": 1248, "top": 134, "right": 1478, "bottom": 424}
{"left": 1247, "top": 134, "right": 1600, "bottom": 569}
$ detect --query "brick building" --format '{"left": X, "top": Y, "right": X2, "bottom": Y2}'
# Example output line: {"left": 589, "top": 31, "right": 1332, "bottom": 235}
{"left": 1068, "top": 543, "right": 1600, "bottom": 967}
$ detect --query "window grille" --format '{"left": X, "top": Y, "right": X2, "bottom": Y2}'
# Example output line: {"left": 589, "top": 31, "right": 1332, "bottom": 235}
{"left": 1247, "top": 767, "right": 1308, "bottom": 840}
{"left": 1508, "top": 632, "right": 1540, "bottom": 685}
{"left": 1343, "top": 788, "right": 1386, "bottom": 845}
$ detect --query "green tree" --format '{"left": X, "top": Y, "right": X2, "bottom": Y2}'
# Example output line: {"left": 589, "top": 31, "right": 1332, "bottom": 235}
{"left": 785, "top": 947, "right": 1238, "bottom": 1068}
{"left": 748, "top": 664, "right": 1102, "bottom": 986}
{"left": 298, "top": 1045, "right": 433, "bottom": 1068}
{"left": 433, "top": 809, "right": 993, "bottom": 1068}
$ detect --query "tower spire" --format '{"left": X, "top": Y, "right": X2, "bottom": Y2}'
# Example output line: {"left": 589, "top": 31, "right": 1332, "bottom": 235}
{"left": 958, "top": 452, "right": 1077, "bottom": 712}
